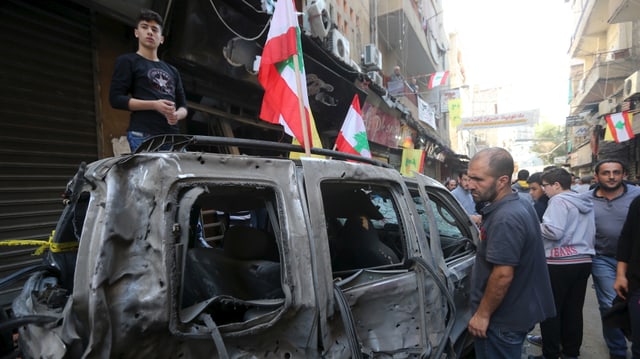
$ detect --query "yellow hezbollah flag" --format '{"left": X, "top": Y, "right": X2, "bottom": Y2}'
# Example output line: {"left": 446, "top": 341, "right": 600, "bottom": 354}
{"left": 289, "top": 112, "right": 324, "bottom": 159}
{"left": 400, "top": 148, "right": 425, "bottom": 176}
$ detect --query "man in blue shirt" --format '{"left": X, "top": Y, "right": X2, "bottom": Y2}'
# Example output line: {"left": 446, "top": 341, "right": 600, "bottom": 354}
{"left": 467, "top": 148, "right": 555, "bottom": 359}
{"left": 451, "top": 171, "right": 481, "bottom": 225}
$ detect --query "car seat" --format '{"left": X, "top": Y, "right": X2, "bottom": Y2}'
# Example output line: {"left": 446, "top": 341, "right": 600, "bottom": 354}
{"left": 333, "top": 215, "right": 399, "bottom": 271}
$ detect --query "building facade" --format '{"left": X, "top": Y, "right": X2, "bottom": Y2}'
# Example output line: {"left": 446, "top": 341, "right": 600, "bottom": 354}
{"left": 0, "top": 0, "right": 463, "bottom": 307}
{"left": 567, "top": 0, "right": 640, "bottom": 177}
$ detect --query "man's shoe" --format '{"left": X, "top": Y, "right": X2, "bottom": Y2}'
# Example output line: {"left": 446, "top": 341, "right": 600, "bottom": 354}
{"left": 526, "top": 334, "right": 543, "bottom": 347}
{"left": 527, "top": 355, "right": 543, "bottom": 359}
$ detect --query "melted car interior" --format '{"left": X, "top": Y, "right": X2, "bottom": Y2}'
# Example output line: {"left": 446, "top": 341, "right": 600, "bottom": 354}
{"left": 320, "top": 182, "right": 405, "bottom": 276}
{"left": 179, "top": 184, "right": 284, "bottom": 326}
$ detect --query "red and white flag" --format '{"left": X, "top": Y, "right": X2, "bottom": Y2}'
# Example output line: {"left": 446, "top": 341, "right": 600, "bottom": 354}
{"left": 335, "top": 95, "right": 371, "bottom": 158}
{"left": 428, "top": 71, "right": 449, "bottom": 89}
{"left": 605, "top": 111, "right": 634, "bottom": 143}
{"left": 258, "top": 0, "right": 320, "bottom": 149}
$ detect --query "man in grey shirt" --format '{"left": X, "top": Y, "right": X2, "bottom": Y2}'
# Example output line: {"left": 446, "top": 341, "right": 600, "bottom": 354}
{"left": 580, "top": 159, "right": 640, "bottom": 359}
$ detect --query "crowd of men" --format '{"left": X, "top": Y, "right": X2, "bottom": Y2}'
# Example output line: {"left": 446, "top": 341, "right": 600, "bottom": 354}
{"left": 455, "top": 149, "right": 640, "bottom": 359}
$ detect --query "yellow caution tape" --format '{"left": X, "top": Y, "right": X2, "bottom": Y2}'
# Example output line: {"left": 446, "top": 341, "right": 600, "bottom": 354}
{"left": 0, "top": 230, "right": 79, "bottom": 255}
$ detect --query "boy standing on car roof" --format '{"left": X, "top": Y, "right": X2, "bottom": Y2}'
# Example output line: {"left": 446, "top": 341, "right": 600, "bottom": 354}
{"left": 109, "top": 9, "right": 188, "bottom": 151}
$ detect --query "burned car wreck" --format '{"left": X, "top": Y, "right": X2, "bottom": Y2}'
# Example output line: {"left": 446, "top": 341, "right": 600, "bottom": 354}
{"left": 6, "top": 136, "right": 477, "bottom": 358}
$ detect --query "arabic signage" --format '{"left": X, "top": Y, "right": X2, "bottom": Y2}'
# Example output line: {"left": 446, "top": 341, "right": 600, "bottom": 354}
{"left": 461, "top": 109, "right": 539, "bottom": 129}
{"left": 440, "top": 89, "right": 460, "bottom": 113}
{"left": 417, "top": 97, "right": 436, "bottom": 130}
{"left": 565, "top": 115, "right": 584, "bottom": 126}
{"left": 362, "top": 102, "right": 403, "bottom": 148}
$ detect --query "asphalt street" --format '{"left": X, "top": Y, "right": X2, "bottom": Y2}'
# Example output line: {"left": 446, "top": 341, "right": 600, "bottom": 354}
{"left": 522, "top": 276, "right": 629, "bottom": 359}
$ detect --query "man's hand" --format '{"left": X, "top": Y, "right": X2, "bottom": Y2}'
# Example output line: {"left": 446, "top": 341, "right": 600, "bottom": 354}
{"left": 166, "top": 107, "right": 187, "bottom": 125}
{"left": 615, "top": 261, "right": 629, "bottom": 300}
{"left": 467, "top": 265, "right": 513, "bottom": 338}
{"left": 155, "top": 99, "right": 176, "bottom": 117}
{"left": 468, "top": 312, "right": 490, "bottom": 338}
{"left": 614, "top": 274, "right": 628, "bottom": 300}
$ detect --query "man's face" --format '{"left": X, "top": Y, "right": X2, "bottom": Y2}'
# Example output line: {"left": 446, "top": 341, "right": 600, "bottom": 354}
{"left": 446, "top": 180, "right": 457, "bottom": 191}
{"left": 541, "top": 180, "right": 561, "bottom": 198}
{"left": 467, "top": 157, "right": 500, "bottom": 203}
{"left": 529, "top": 182, "right": 544, "bottom": 201}
{"left": 135, "top": 20, "right": 163, "bottom": 50}
{"left": 459, "top": 174, "right": 471, "bottom": 190}
{"left": 595, "top": 162, "right": 625, "bottom": 192}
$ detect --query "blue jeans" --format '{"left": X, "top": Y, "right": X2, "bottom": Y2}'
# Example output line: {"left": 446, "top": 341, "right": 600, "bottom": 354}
{"left": 592, "top": 255, "right": 628, "bottom": 357}
{"left": 127, "top": 131, "right": 150, "bottom": 152}
{"left": 473, "top": 325, "right": 527, "bottom": 359}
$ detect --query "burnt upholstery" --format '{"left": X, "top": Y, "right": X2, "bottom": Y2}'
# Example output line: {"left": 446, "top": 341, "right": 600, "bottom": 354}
{"left": 223, "top": 226, "right": 278, "bottom": 262}
{"left": 332, "top": 216, "right": 400, "bottom": 271}
{"left": 182, "top": 226, "right": 282, "bottom": 307}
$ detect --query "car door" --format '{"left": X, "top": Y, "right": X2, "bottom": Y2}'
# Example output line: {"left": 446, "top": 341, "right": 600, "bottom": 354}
{"left": 301, "top": 158, "right": 453, "bottom": 358}
{"left": 414, "top": 173, "right": 478, "bottom": 353}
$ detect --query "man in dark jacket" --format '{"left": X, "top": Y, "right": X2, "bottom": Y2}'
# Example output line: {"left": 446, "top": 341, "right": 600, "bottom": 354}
{"left": 614, "top": 194, "right": 640, "bottom": 359}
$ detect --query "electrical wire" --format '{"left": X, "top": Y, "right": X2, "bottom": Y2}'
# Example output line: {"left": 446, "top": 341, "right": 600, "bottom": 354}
{"left": 208, "top": 0, "right": 271, "bottom": 41}
{"left": 239, "top": 0, "right": 269, "bottom": 14}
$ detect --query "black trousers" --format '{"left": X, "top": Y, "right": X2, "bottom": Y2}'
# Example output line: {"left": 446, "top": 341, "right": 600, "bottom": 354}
{"left": 540, "top": 262, "right": 592, "bottom": 359}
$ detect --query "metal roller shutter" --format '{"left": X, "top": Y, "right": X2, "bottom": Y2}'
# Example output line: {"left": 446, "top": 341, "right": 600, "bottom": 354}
{"left": 0, "top": 0, "right": 98, "bottom": 307}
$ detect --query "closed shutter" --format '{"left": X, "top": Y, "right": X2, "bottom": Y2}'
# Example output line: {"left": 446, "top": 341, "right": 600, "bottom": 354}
{"left": 0, "top": 0, "right": 98, "bottom": 307}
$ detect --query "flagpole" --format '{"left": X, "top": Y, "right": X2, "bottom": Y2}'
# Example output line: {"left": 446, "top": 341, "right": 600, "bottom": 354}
{"left": 292, "top": 53, "right": 311, "bottom": 156}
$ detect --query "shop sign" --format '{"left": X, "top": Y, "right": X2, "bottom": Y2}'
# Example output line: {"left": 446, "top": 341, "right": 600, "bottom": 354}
{"left": 461, "top": 109, "right": 539, "bottom": 129}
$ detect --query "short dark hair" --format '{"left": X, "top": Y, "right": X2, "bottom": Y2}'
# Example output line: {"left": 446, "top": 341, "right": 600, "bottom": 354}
{"left": 475, "top": 147, "right": 514, "bottom": 178}
{"left": 542, "top": 167, "right": 572, "bottom": 190}
{"left": 517, "top": 169, "right": 529, "bottom": 181}
{"left": 137, "top": 9, "right": 164, "bottom": 28}
{"left": 527, "top": 172, "right": 542, "bottom": 185}
{"left": 594, "top": 159, "right": 627, "bottom": 175}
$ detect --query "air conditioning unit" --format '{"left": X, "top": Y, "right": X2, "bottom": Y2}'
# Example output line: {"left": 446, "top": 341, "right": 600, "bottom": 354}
{"left": 624, "top": 71, "right": 640, "bottom": 100}
{"left": 328, "top": 29, "right": 350, "bottom": 65}
{"left": 303, "top": 0, "right": 330, "bottom": 39}
{"left": 598, "top": 98, "right": 617, "bottom": 115}
{"left": 363, "top": 44, "right": 382, "bottom": 71}
{"left": 367, "top": 71, "right": 383, "bottom": 87}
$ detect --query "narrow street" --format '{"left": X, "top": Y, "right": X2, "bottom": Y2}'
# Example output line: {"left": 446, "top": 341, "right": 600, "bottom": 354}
{"left": 522, "top": 276, "right": 622, "bottom": 358}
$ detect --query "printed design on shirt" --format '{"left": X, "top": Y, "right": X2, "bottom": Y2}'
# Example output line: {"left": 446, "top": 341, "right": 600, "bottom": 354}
{"left": 548, "top": 245, "right": 578, "bottom": 257}
{"left": 147, "top": 68, "right": 175, "bottom": 95}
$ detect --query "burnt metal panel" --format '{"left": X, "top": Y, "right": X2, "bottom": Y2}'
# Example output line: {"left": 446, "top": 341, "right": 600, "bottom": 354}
{"left": 0, "top": 0, "right": 98, "bottom": 307}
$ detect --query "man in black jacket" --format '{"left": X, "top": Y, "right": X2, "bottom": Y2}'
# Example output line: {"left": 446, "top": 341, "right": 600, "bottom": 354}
{"left": 614, "top": 194, "right": 640, "bottom": 359}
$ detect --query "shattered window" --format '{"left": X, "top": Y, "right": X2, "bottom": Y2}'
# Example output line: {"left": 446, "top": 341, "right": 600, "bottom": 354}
{"left": 412, "top": 191, "right": 473, "bottom": 260}
{"left": 321, "top": 182, "right": 404, "bottom": 273}
{"left": 178, "top": 184, "right": 284, "bottom": 326}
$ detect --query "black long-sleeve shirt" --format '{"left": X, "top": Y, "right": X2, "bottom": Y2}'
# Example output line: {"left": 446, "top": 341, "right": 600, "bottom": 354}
{"left": 618, "top": 194, "right": 640, "bottom": 292}
{"left": 109, "top": 53, "right": 186, "bottom": 135}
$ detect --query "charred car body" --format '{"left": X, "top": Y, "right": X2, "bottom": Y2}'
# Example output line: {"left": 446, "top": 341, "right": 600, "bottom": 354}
{"left": 7, "top": 136, "right": 477, "bottom": 358}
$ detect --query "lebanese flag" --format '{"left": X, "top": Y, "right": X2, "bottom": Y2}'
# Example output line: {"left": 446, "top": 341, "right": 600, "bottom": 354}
{"left": 258, "top": 0, "right": 320, "bottom": 149}
{"left": 605, "top": 111, "right": 634, "bottom": 143}
{"left": 335, "top": 95, "right": 371, "bottom": 158}
{"left": 428, "top": 71, "right": 449, "bottom": 89}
